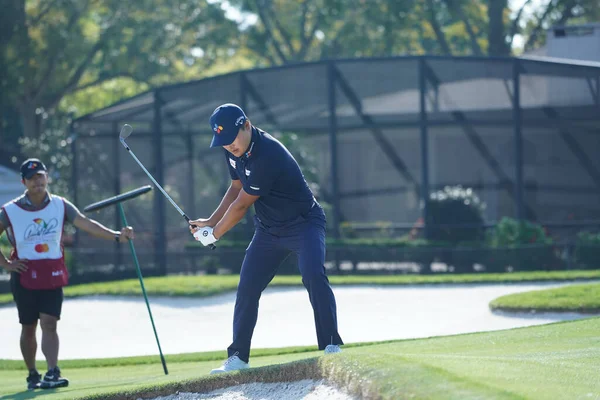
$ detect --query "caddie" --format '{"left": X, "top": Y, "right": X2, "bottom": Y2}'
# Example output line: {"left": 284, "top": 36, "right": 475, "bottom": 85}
{"left": 0, "top": 158, "right": 134, "bottom": 390}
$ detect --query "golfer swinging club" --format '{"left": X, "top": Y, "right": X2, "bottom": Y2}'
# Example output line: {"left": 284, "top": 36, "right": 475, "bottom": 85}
{"left": 0, "top": 158, "right": 135, "bottom": 390}
{"left": 190, "top": 104, "right": 343, "bottom": 374}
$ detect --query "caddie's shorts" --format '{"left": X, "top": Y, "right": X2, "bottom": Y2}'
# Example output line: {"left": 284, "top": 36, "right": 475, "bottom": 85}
{"left": 10, "top": 275, "right": 63, "bottom": 325}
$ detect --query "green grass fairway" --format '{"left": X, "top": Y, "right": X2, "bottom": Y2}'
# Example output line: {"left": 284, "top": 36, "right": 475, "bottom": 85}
{"left": 1, "top": 318, "right": 598, "bottom": 400}
{"left": 2, "top": 270, "right": 600, "bottom": 306}
{"left": 490, "top": 282, "right": 600, "bottom": 313}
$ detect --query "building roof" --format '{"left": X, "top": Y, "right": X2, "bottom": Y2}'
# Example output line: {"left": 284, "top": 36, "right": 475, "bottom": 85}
{"left": 73, "top": 55, "right": 600, "bottom": 138}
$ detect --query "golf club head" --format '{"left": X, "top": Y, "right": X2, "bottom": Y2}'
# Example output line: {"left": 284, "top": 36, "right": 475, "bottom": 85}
{"left": 119, "top": 124, "right": 133, "bottom": 139}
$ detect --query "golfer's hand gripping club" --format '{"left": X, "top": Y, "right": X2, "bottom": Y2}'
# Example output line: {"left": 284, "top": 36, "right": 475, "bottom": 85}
{"left": 192, "top": 226, "right": 218, "bottom": 247}
{"left": 186, "top": 216, "right": 217, "bottom": 250}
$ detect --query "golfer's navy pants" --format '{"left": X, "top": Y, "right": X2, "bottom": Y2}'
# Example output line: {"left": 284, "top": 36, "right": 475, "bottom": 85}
{"left": 227, "top": 205, "right": 343, "bottom": 363}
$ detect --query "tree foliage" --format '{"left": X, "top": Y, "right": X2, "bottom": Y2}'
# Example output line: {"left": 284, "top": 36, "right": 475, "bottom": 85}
{"left": 2, "top": 0, "right": 598, "bottom": 182}
{"left": 0, "top": 0, "right": 238, "bottom": 139}
{"left": 3, "top": 0, "right": 598, "bottom": 138}
{"left": 227, "top": 0, "right": 600, "bottom": 64}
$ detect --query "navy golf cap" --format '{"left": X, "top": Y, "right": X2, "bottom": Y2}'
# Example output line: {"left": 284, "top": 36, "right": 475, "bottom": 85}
{"left": 209, "top": 103, "right": 247, "bottom": 148}
{"left": 20, "top": 158, "right": 48, "bottom": 180}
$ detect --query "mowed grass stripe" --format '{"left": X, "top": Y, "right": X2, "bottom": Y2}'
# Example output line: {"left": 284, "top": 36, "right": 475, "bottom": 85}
{"left": 1, "top": 318, "right": 598, "bottom": 400}
{"left": 490, "top": 282, "right": 600, "bottom": 313}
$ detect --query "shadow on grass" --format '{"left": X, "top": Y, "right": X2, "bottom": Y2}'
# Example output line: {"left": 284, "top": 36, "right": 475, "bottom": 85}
{"left": 1, "top": 388, "right": 59, "bottom": 400}
{"left": 490, "top": 309, "right": 596, "bottom": 319}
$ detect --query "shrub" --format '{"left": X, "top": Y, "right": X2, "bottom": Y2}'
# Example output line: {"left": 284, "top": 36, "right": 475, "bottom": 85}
{"left": 424, "top": 186, "right": 485, "bottom": 244}
{"left": 0, "top": 235, "right": 11, "bottom": 279}
{"left": 0, "top": 234, "right": 11, "bottom": 258}
{"left": 574, "top": 232, "right": 600, "bottom": 270}
{"left": 488, "top": 217, "right": 551, "bottom": 247}
{"left": 422, "top": 186, "right": 485, "bottom": 272}
{"left": 486, "top": 217, "right": 560, "bottom": 272}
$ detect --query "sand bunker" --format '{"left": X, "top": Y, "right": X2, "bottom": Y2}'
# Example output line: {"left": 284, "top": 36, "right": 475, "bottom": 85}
{"left": 143, "top": 379, "right": 355, "bottom": 400}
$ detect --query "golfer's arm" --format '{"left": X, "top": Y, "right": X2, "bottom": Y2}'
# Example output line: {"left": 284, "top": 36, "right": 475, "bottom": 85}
{"left": 213, "top": 189, "right": 258, "bottom": 239}
{"left": 73, "top": 215, "right": 120, "bottom": 241}
{"left": 209, "top": 180, "right": 243, "bottom": 224}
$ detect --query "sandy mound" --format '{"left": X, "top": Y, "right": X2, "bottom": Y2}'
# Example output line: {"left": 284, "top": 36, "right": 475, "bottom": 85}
{"left": 143, "top": 379, "right": 355, "bottom": 400}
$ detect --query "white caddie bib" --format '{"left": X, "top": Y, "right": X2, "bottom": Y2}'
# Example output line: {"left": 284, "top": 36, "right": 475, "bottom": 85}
{"left": 2, "top": 194, "right": 69, "bottom": 289}
{"left": 3, "top": 195, "right": 65, "bottom": 260}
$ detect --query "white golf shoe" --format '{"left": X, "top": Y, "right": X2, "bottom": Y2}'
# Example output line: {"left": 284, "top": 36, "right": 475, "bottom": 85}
{"left": 324, "top": 344, "right": 342, "bottom": 354}
{"left": 210, "top": 354, "right": 249, "bottom": 374}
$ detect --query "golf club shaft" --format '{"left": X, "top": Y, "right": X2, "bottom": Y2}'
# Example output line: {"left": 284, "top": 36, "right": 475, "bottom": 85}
{"left": 120, "top": 139, "right": 188, "bottom": 220}
{"left": 120, "top": 137, "right": 216, "bottom": 250}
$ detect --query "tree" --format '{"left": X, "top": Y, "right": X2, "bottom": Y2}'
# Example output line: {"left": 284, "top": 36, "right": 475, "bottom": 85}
{"left": 487, "top": 0, "right": 510, "bottom": 56}
{"left": 0, "top": 1, "right": 24, "bottom": 163}
{"left": 1, "top": 0, "right": 238, "bottom": 139}
{"left": 225, "top": 0, "right": 600, "bottom": 64}
{"left": 227, "top": 0, "right": 418, "bottom": 65}
{"left": 424, "top": 0, "right": 488, "bottom": 55}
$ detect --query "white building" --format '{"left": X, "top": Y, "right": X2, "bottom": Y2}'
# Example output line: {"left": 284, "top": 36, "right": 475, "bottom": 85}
{"left": 544, "top": 23, "right": 600, "bottom": 62}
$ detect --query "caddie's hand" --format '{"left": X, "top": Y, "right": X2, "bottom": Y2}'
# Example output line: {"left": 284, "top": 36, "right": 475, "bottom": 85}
{"left": 2, "top": 258, "right": 28, "bottom": 273}
{"left": 119, "top": 226, "right": 135, "bottom": 243}
{"left": 193, "top": 226, "right": 219, "bottom": 246}
{"left": 189, "top": 218, "right": 211, "bottom": 234}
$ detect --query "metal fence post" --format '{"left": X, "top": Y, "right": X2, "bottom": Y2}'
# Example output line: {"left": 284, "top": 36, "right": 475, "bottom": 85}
{"left": 186, "top": 127, "right": 196, "bottom": 218}
{"left": 113, "top": 121, "right": 123, "bottom": 269}
{"left": 153, "top": 90, "right": 167, "bottom": 275}
{"left": 419, "top": 57, "right": 430, "bottom": 238}
{"left": 513, "top": 58, "right": 524, "bottom": 221}
{"left": 240, "top": 72, "right": 254, "bottom": 231}
{"left": 596, "top": 75, "right": 600, "bottom": 108}
{"left": 69, "top": 118, "right": 79, "bottom": 261}
{"left": 328, "top": 61, "right": 341, "bottom": 271}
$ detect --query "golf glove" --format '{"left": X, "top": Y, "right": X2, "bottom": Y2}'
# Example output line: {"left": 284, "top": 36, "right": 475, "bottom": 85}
{"left": 194, "top": 227, "right": 218, "bottom": 246}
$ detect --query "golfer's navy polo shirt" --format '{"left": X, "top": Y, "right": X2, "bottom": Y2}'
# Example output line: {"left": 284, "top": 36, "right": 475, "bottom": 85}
{"left": 225, "top": 126, "right": 315, "bottom": 227}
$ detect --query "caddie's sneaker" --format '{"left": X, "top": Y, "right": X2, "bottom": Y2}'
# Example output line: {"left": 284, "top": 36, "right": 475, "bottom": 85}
{"left": 324, "top": 344, "right": 342, "bottom": 354}
{"left": 26, "top": 369, "right": 41, "bottom": 390}
{"left": 210, "top": 354, "right": 249, "bottom": 374}
{"left": 40, "top": 366, "right": 69, "bottom": 389}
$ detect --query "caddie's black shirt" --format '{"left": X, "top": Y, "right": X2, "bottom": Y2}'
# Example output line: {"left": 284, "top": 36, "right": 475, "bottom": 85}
{"left": 225, "top": 127, "right": 315, "bottom": 227}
